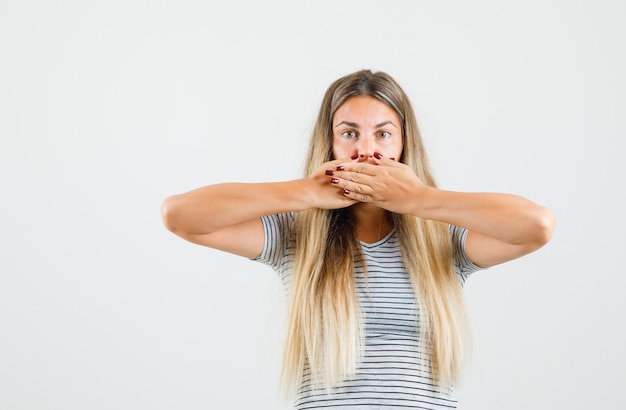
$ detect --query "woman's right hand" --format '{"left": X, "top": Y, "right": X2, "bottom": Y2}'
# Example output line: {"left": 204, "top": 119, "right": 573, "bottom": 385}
{"left": 307, "top": 157, "right": 359, "bottom": 210}
{"left": 161, "top": 158, "right": 357, "bottom": 258}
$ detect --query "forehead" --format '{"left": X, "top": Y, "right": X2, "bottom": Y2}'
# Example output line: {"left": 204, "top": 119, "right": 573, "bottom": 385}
{"left": 333, "top": 96, "right": 399, "bottom": 126}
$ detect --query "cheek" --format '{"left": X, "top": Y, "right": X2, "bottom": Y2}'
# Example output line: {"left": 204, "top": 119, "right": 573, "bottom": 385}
{"left": 391, "top": 137, "right": 403, "bottom": 157}
{"left": 380, "top": 139, "right": 403, "bottom": 159}
{"left": 331, "top": 139, "right": 352, "bottom": 159}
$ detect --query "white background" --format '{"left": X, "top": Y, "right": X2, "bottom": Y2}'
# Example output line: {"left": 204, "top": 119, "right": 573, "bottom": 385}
{"left": 1, "top": 1, "right": 625, "bottom": 409}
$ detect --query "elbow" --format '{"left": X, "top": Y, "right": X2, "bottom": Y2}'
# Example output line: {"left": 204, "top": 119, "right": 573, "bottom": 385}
{"left": 530, "top": 206, "right": 556, "bottom": 249}
{"left": 161, "top": 195, "right": 183, "bottom": 234}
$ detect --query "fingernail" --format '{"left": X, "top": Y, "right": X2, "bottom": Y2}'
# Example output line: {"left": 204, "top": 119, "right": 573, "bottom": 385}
{"left": 390, "top": 157, "right": 395, "bottom": 161}
{"left": 325, "top": 170, "right": 334, "bottom": 176}
{"left": 331, "top": 178, "right": 339, "bottom": 184}
{"left": 336, "top": 166, "right": 345, "bottom": 171}
{"left": 351, "top": 154, "right": 359, "bottom": 160}
{"left": 343, "top": 189, "right": 350, "bottom": 194}
{"left": 374, "top": 152, "right": 382, "bottom": 159}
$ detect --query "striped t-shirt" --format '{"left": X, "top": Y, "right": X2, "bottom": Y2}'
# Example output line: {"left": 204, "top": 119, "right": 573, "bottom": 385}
{"left": 256, "top": 212, "right": 481, "bottom": 409}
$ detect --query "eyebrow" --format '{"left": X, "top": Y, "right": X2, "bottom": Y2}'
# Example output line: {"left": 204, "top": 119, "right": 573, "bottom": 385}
{"left": 334, "top": 120, "right": 397, "bottom": 128}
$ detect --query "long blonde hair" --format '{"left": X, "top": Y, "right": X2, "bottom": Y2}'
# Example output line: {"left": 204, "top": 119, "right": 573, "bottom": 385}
{"left": 281, "top": 69, "right": 471, "bottom": 396}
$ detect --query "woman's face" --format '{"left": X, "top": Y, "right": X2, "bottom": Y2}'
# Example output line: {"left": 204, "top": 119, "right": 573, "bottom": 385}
{"left": 331, "top": 95, "right": 403, "bottom": 162}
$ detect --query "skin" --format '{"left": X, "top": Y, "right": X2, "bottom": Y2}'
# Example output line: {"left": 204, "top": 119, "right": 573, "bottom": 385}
{"left": 161, "top": 96, "right": 556, "bottom": 268}
{"left": 330, "top": 95, "right": 403, "bottom": 243}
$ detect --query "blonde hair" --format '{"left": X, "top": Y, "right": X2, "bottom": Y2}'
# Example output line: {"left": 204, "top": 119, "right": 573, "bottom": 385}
{"left": 281, "top": 70, "right": 471, "bottom": 396}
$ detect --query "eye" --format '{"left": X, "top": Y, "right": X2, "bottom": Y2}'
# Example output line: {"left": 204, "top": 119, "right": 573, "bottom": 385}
{"left": 342, "top": 130, "right": 357, "bottom": 139}
{"left": 378, "top": 130, "right": 390, "bottom": 138}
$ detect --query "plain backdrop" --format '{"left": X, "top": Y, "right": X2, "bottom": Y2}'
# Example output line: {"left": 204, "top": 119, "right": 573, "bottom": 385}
{"left": 1, "top": 1, "right": 625, "bottom": 409}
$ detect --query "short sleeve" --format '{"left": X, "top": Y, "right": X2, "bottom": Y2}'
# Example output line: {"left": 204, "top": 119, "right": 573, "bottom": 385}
{"left": 449, "top": 224, "right": 482, "bottom": 286}
{"left": 254, "top": 212, "right": 296, "bottom": 273}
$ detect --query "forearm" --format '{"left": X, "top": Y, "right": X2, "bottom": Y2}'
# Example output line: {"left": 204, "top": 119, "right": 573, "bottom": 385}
{"left": 413, "top": 187, "right": 555, "bottom": 246}
{"left": 161, "top": 179, "right": 313, "bottom": 235}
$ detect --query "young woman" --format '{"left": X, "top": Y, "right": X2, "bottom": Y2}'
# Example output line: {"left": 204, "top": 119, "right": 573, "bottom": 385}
{"left": 161, "top": 69, "right": 555, "bottom": 409}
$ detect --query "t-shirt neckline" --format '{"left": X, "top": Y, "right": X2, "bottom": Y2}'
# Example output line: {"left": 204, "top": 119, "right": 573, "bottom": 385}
{"left": 360, "top": 228, "right": 396, "bottom": 248}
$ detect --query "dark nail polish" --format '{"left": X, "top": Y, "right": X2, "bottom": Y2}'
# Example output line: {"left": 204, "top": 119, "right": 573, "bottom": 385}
{"left": 331, "top": 178, "right": 339, "bottom": 184}
{"left": 325, "top": 170, "right": 334, "bottom": 176}
{"left": 374, "top": 152, "right": 382, "bottom": 159}
{"left": 390, "top": 157, "right": 395, "bottom": 161}
{"left": 351, "top": 154, "right": 359, "bottom": 160}
{"left": 336, "top": 166, "right": 345, "bottom": 171}
{"left": 343, "top": 189, "right": 350, "bottom": 195}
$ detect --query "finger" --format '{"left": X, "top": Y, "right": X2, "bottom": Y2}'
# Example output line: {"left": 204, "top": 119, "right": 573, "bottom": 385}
{"left": 321, "top": 157, "right": 358, "bottom": 176}
{"left": 335, "top": 161, "right": 379, "bottom": 177}
{"left": 331, "top": 175, "right": 375, "bottom": 198}
{"left": 335, "top": 153, "right": 400, "bottom": 174}
{"left": 370, "top": 152, "right": 403, "bottom": 168}
{"left": 341, "top": 187, "right": 372, "bottom": 203}
{"left": 329, "top": 156, "right": 357, "bottom": 165}
{"left": 333, "top": 169, "right": 377, "bottom": 187}
{"left": 376, "top": 156, "right": 401, "bottom": 167}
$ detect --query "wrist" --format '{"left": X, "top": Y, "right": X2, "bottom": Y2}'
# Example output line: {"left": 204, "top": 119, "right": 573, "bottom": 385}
{"left": 410, "top": 185, "right": 439, "bottom": 218}
{"left": 286, "top": 178, "right": 318, "bottom": 211}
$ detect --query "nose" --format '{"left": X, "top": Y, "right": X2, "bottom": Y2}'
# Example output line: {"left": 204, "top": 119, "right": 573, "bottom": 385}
{"left": 356, "top": 136, "right": 375, "bottom": 160}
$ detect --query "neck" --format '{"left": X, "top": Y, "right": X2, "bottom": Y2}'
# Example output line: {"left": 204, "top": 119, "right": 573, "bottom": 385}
{"left": 352, "top": 203, "right": 393, "bottom": 244}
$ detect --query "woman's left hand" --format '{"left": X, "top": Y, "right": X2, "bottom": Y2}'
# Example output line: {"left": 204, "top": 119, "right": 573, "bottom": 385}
{"left": 329, "top": 153, "right": 427, "bottom": 214}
